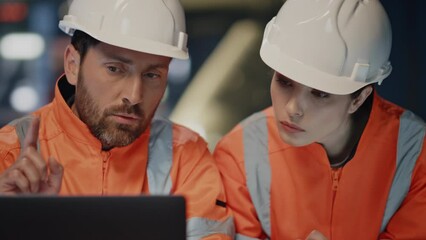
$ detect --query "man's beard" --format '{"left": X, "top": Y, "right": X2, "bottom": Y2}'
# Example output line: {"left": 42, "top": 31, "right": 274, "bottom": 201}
{"left": 74, "top": 73, "right": 147, "bottom": 150}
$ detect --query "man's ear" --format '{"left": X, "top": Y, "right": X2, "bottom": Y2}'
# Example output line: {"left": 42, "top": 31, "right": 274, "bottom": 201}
{"left": 348, "top": 86, "right": 373, "bottom": 114}
{"left": 64, "top": 44, "right": 81, "bottom": 86}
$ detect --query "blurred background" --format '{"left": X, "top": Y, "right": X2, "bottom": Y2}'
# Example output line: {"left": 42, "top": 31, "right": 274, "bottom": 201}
{"left": 0, "top": 0, "right": 425, "bottom": 150}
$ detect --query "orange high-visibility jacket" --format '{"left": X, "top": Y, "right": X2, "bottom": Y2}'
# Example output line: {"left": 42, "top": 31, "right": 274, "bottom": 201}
{"left": 214, "top": 93, "right": 426, "bottom": 240}
{"left": 0, "top": 76, "right": 234, "bottom": 239}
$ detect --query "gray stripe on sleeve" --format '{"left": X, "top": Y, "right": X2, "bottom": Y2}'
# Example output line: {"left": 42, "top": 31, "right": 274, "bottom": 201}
{"left": 381, "top": 110, "right": 425, "bottom": 231}
{"left": 147, "top": 117, "right": 174, "bottom": 195}
{"left": 186, "top": 216, "right": 235, "bottom": 239}
{"left": 242, "top": 112, "right": 272, "bottom": 237}
{"left": 236, "top": 233, "right": 265, "bottom": 240}
{"left": 8, "top": 115, "right": 39, "bottom": 151}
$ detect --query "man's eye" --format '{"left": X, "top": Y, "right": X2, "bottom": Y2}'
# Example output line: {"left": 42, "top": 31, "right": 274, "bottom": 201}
{"left": 144, "top": 73, "right": 160, "bottom": 79}
{"left": 107, "top": 66, "right": 120, "bottom": 73}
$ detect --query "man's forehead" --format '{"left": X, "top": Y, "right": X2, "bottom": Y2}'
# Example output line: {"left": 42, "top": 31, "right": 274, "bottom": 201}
{"left": 92, "top": 42, "right": 171, "bottom": 68}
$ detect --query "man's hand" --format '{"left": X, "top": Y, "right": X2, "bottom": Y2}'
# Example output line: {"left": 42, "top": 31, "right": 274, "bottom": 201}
{"left": 0, "top": 117, "right": 63, "bottom": 195}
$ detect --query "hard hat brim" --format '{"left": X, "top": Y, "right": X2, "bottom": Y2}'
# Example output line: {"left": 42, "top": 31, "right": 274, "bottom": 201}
{"left": 260, "top": 40, "right": 389, "bottom": 95}
{"left": 59, "top": 20, "right": 189, "bottom": 60}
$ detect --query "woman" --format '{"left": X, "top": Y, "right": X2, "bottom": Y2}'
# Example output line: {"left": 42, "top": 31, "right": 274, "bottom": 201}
{"left": 214, "top": 0, "right": 426, "bottom": 239}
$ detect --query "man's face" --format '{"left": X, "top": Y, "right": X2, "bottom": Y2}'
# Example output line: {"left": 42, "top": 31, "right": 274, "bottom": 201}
{"left": 67, "top": 42, "right": 171, "bottom": 149}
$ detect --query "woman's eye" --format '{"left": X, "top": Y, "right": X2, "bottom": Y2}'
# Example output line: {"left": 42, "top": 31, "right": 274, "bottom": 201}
{"left": 311, "top": 90, "right": 329, "bottom": 98}
{"left": 277, "top": 78, "right": 292, "bottom": 87}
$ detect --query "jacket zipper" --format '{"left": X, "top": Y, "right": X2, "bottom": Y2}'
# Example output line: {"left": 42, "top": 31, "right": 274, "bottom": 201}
{"left": 101, "top": 151, "right": 111, "bottom": 195}
{"left": 331, "top": 168, "right": 341, "bottom": 193}
{"left": 330, "top": 168, "right": 342, "bottom": 240}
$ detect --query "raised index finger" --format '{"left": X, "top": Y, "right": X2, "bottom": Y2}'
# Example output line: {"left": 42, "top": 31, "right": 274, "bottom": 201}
{"left": 22, "top": 117, "right": 40, "bottom": 149}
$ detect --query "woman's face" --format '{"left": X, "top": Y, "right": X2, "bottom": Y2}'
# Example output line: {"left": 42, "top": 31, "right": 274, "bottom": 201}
{"left": 270, "top": 72, "right": 367, "bottom": 150}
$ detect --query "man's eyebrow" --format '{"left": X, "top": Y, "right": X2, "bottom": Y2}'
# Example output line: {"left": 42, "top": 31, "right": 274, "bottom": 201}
{"left": 146, "top": 63, "right": 169, "bottom": 71}
{"left": 104, "top": 53, "right": 134, "bottom": 65}
{"left": 103, "top": 53, "right": 169, "bottom": 70}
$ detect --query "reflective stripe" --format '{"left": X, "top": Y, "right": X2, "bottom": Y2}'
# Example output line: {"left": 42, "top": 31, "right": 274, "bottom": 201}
{"left": 236, "top": 233, "right": 264, "bottom": 240}
{"left": 242, "top": 112, "right": 272, "bottom": 237}
{"left": 150, "top": 117, "right": 235, "bottom": 238}
{"left": 381, "top": 111, "right": 425, "bottom": 231}
{"left": 147, "top": 116, "right": 174, "bottom": 194}
{"left": 187, "top": 216, "right": 235, "bottom": 239}
{"left": 8, "top": 115, "right": 40, "bottom": 151}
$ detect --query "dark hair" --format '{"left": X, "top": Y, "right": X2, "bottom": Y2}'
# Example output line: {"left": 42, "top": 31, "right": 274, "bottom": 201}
{"left": 70, "top": 30, "right": 101, "bottom": 62}
{"left": 351, "top": 85, "right": 374, "bottom": 121}
{"left": 351, "top": 85, "right": 369, "bottom": 99}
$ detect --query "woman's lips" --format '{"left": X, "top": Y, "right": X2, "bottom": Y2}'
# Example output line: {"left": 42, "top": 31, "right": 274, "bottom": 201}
{"left": 280, "top": 121, "right": 305, "bottom": 133}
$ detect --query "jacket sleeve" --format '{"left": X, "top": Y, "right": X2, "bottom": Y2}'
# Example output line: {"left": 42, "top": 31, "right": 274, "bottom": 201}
{"left": 171, "top": 134, "right": 235, "bottom": 239}
{"left": 214, "top": 130, "right": 268, "bottom": 240}
{"left": 379, "top": 141, "right": 426, "bottom": 239}
{"left": 0, "top": 125, "right": 21, "bottom": 173}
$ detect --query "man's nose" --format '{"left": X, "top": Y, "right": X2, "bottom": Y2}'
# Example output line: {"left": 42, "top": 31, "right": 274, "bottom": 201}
{"left": 122, "top": 77, "right": 143, "bottom": 106}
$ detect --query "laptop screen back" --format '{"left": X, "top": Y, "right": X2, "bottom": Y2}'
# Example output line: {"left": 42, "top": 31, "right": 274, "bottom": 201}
{"left": 0, "top": 195, "right": 186, "bottom": 240}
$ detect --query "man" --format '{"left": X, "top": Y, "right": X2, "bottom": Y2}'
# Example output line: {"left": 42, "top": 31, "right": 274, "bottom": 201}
{"left": 0, "top": 0, "right": 234, "bottom": 239}
{"left": 214, "top": 0, "right": 425, "bottom": 239}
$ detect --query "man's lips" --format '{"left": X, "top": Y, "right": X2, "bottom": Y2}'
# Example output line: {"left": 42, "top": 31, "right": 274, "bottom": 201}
{"left": 280, "top": 121, "right": 305, "bottom": 133}
{"left": 111, "top": 113, "right": 142, "bottom": 124}
{"left": 114, "top": 113, "right": 141, "bottom": 119}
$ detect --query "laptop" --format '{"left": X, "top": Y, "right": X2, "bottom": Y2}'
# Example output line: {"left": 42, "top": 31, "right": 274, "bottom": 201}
{"left": 0, "top": 195, "right": 186, "bottom": 240}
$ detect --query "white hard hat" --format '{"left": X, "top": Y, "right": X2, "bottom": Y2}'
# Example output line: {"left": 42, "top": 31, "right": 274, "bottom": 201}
{"left": 59, "top": 0, "right": 188, "bottom": 59}
{"left": 260, "top": 0, "right": 392, "bottom": 95}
